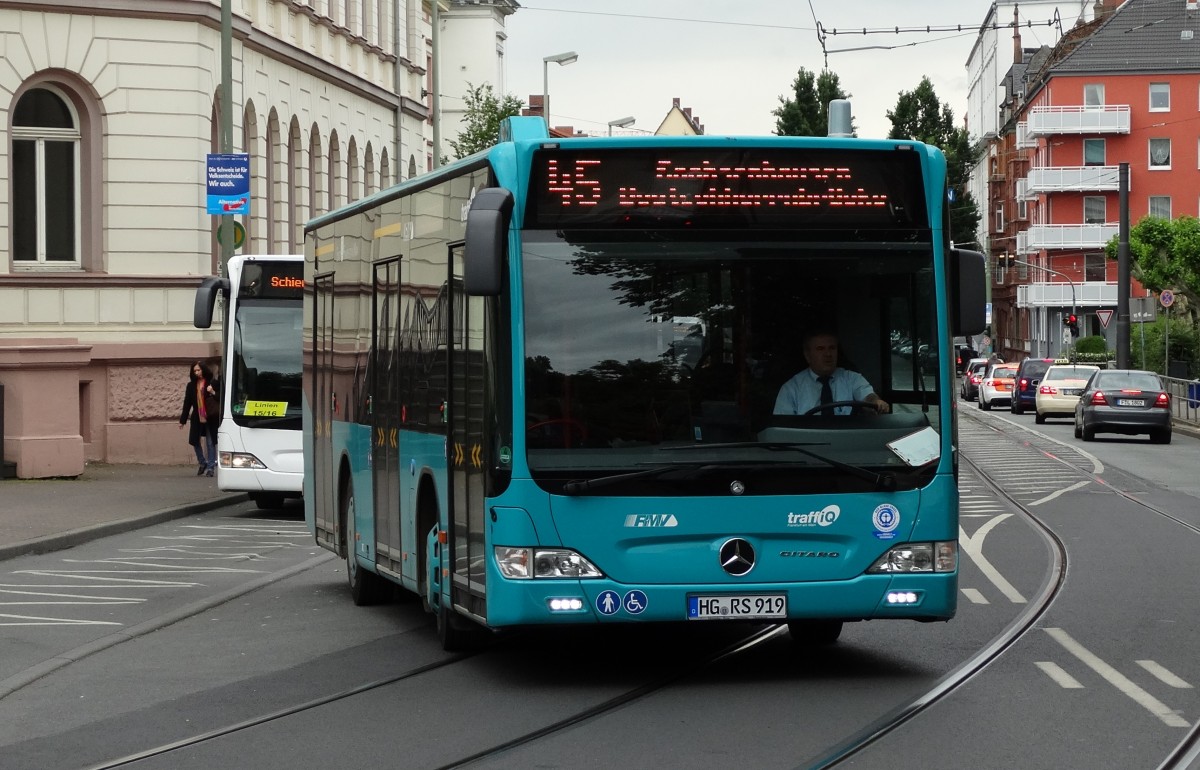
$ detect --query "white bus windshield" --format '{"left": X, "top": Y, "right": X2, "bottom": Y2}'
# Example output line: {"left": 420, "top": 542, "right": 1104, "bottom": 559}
{"left": 230, "top": 299, "right": 303, "bottom": 428}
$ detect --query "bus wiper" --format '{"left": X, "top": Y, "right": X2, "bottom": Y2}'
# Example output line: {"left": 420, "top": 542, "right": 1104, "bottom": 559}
{"left": 665, "top": 441, "right": 900, "bottom": 491}
{"left": 561, "top": 462, "right": 717, "bottom": 495}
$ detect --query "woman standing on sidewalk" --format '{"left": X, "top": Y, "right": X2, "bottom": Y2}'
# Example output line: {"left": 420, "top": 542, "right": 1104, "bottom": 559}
{"left": 179, "top": 360, "right": 219, "bottom": 476}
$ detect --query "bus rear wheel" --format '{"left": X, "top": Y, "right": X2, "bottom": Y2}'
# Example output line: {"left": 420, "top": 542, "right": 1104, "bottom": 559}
{"left": 343, "top": 485, "right": 388, "bottom": 606}
{"left": 788, "top": 619, "right": 843, "bottom": 645}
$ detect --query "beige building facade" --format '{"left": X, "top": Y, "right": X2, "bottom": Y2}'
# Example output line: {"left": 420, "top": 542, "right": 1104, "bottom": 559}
{"left": 0, "top": 0, "right": 513, "bottom": 478}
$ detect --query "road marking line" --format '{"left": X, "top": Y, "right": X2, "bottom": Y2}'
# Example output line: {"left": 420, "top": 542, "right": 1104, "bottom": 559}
{"left": 1136, "top": 660, "right": 1193, "bottom": 689}
{"left": 1036, "top": 661, "right": 1084, "bottom": 688}
{"left": 958, "top": 514, "right": 1026, "bottom": 604}
{"left": 960, "top": 588, "right": 989, "bottom": 604}
{"left": 1046, "top": 628, "right": 1190, "bottom": 727}
{"left": 1028, "top": 480, "right": 1090, "bottom": 507}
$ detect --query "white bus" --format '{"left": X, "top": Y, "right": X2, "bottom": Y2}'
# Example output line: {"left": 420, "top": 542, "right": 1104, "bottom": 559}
{"left": 194, "top": 254, "right": 304, "bottom": 509}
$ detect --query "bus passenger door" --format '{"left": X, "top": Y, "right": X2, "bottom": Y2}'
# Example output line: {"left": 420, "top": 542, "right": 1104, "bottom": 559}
{"left": 312, "top": 272, "right": 338, "bottom": 550}
{"left": 448, "top": 242, "right": 487, "bottom": 621}
{"left": 372, "top": 258, "right": 403, "bottom": 575}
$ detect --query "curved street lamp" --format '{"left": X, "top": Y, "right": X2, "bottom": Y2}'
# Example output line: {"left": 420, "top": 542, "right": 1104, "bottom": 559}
{"left": 542, "top": 51, "right": 579, "bottom": 127}
{"left": 607, "top": 116, "right": 635, "bottom": 136}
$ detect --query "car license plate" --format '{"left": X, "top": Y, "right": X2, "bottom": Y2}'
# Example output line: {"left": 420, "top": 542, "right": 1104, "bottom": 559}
{"left": 688, "top": 594, "right": 787, "bottom": 620}
{"left": 1063, "top": 388, "right": 1079, "bottom": 396}
{"left": 1117, "top": 398, "right": 1145, "bottom": 407}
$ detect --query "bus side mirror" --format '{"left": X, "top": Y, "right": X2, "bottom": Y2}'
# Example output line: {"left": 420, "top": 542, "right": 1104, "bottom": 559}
{"left": 465, "top": 188, "right": 514, "bottom": 297}
{"left": 193, "top": 276, "right": 230, "bottom": 329}
{"left": 950, "top": 248, "right": 986, "bottom": 336}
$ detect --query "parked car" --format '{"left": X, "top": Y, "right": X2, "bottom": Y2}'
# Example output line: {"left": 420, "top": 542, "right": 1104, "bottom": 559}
{"left": 1074, "top": 369, "right": 1172, "bottom": 444}
{"left": 978, "top": 362, "right": 1019, "bottom": 410}
{"left": 1034, "top": 364, "right": 1101, "bottom": 424}
{"left": 1010, "top": 357, "right": 1055, "bottom": 414}
{"left": 959, "top": 358, "right": 989, "bottom": 401}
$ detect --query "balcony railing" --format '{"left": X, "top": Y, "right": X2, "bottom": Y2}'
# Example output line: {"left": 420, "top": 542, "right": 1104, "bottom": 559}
{"left": 1016, "top": 121, "right": 1037, "bottom": 149}
{"left": 1026, "top": 105, "right": 1130, "bottom": 136}
{"left": 1016, "top": 223, "right": 1119, "bottom": 254}
{"left": 1016, "top": 281, "right": 1117, "bottom": 308}
{"left": 1024, "top": 165, "right": 1121, "bottom": 195}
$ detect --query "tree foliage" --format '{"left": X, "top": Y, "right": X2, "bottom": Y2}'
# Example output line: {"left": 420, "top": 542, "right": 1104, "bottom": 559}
{"left": 447, "top": 82, "right": 524, "bottom": 160}
{"left": 773, "top": 68, "right": 851, "bottom": 137}
{"left": 886, "top": 77, "right": 980, "bottom": 244}
{"left": 1105, "top": 215, "right": 1200, "bottom": 327}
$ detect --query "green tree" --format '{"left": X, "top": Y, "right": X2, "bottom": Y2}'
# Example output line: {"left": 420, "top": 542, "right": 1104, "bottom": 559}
{"left": 447, "top": 83, "right": 524, "bottom": 160}
{"left": 1104, "top": 215, "right": 1200, "bottom": 329}
{"left": 1129, "top": 316, "right": 1200, "bottom": 377}
{"left": 886, "top": 77, "right": 980, "bottom": 244}
{"left": 773, "top": 68, "right": 851, "bottom": 137}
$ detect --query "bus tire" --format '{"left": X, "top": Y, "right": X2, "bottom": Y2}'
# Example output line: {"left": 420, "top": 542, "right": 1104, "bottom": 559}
{"left": 253, "top": 492, "right": 285, "bottom": 510}
{"left": 343, "top": 484, "right": 388, "bottom": 606}
{"left": 437, "top": 603, "right": 489, "bottom": 652}
{"left": 788, "top": 619, "right": 843, "bottom": 645}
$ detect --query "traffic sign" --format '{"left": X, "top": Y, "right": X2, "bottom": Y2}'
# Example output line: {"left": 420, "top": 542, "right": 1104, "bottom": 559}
{"left": 1096, "top": 309, "right": 1113, "bottom": 329}
{"left": 217, "top": 221, "right": 245, "bottom": 249}
{"left": 1160, "top": 290, "right": 1175, "bottom": 308}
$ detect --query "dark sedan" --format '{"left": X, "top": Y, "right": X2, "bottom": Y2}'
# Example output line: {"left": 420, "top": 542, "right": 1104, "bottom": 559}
{"left": 1074, "top": 369, "right": 1172, "bottom": 444}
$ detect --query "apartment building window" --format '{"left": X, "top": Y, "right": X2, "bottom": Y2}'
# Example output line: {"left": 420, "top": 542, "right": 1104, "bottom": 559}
{"left": 1149, "top": 138, "right": 1171, "bottom": 169}
{"left": 1149, "top": 83, "right": 1170, "bottom": 112}
{"left": 1084, "top": 83, "right": 1104, "bottom": 106}
{"left": 1017, "top": 197, "right": 1028, "bottom": 220}
{"left": 1083, "top": 138, "right": 1106, "bottom": 166}
{"left": 11, "top": 85, "right": 81, "bottom": 266}
{"left": 1084, "top": 253, "right": 1107, "bottom": 282}
{"left": 1084, "top": 196, "right": 1107, "bottom": 224}
{"left": 994, "top": 205, "right": 1005, "bottom": 233}
{"left": 1149, "top": 196, "right": 1172, "bottom": 218}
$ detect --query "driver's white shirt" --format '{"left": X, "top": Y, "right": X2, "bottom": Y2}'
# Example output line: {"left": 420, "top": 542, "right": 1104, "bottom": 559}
{"left": 773, "top": 367, "right": 875, "bottom": 416}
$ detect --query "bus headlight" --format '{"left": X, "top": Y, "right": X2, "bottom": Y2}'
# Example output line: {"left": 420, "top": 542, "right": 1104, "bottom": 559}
{"left": 867, "top": 541, "right": 957, "bottom": 573}
{"left": 494, "top": 547, "right": 603, "bottom": 579}
{"left": 219, "top": 451, "right": 267, "bottom": 470}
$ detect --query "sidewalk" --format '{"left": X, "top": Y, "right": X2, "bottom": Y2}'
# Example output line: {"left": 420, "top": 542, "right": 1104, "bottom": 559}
{"left": 0, "top": 463, "right": 249, "bottom": 562}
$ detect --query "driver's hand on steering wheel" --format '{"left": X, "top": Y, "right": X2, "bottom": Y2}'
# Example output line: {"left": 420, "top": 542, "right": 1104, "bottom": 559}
{"left": 872, "top": 398, "right": 890, "bottom": 414}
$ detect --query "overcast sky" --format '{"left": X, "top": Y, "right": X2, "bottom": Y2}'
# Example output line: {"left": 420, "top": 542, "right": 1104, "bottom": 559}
{"left": 500, "top": 0, "right": 1093, "bottom": 139}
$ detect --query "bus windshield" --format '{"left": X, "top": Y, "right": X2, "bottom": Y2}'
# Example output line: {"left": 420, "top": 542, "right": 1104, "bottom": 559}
{"left": 230, "top": 299, "right": 303, "bottom": 428}
{"left": 521, "top": 231, "right": 942, "bottom": 494}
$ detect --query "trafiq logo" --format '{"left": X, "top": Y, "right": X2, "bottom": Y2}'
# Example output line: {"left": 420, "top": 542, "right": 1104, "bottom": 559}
{"left": 624, "top": 514, "right": 679, "bottom": 528}
{"left": 787, "top": 504, "right": 840, "bottom": 527}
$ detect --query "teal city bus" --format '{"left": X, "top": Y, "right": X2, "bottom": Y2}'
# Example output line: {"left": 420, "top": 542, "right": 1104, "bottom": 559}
{"left": 303, "top": 116, "right": 985, "bottom": 649}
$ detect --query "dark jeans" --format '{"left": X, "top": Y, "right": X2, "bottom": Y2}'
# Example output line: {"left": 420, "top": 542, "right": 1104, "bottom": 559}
{"left": 192, "top": 429, "right": 217, "bottom": 469}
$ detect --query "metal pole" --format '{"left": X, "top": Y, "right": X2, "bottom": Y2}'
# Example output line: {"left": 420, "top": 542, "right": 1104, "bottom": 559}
{"left": 219, "top": 0, "right": 233, "bottom": 279}
{"left": 542, "top": 59, "right": 550, "bottom": 127}
{"left": 1117, "top": 162, "right": 1131, "bottom": 369}
{"left": 431, "top": 0, "right": 441, "bottom": 168}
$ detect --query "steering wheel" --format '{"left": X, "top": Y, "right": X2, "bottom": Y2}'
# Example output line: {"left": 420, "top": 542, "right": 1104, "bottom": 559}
{"left": 527, "top": 418, "right": 588, "bottom": 448}
{"left": 803, "top": 400, "right": 876, "bottom": 416}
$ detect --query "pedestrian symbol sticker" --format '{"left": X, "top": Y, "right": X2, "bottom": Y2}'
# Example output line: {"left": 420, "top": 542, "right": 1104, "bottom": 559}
{"left": 623, "top": 590, "right": 648, "bottom": 615}
{"left": 596, "top": 590, "right": 621, "bottom": 616}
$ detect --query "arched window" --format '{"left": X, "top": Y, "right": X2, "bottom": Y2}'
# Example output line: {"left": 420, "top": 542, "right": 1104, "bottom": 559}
{"left": 348, "top": 137, "right": 359, "bottom": 203}
{"left": 12, "top": 86, "right": 80, "bottom": 264}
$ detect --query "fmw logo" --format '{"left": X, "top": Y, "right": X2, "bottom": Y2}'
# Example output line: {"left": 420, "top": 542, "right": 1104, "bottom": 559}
{"left": 624, "top": 514, "right": 679, "bottom": 528}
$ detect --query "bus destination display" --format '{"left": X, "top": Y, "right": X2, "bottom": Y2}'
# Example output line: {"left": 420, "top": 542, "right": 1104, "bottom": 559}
{"left": 240, "top": 259, "right": 305, "bottom": 299}
{"left": 526, "top": 147, "right": 928, "bottom": 230}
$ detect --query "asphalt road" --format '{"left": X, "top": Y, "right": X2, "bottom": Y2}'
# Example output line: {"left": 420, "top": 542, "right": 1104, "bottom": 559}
{"left": 1, "top": 411, "right": 1199, "bottom": 769}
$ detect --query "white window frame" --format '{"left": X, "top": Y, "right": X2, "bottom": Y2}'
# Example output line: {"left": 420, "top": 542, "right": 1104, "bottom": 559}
{"left": 1083, "top": 195, "right": 1107, "bottom": 224}
{"left": 994, "top": 205, "right": 1005, "bottom": 233}
{"left": 1149, "top": 138, "right": 1172, "bottom": 169}
{"left": 11, "top": 85, "right": 83, "bottom": 268}
{"left": 1149, "top": 195, "right": 1172, "bottom": 218}
{"left": 1084, "top": 83, "right": 1105, "bottom": 107}
{"left": 1083, "top": 138, "right": 1106, "bottom": 167}
{"left": 1149, "top": 82, "right": 1170, "bottom": 112}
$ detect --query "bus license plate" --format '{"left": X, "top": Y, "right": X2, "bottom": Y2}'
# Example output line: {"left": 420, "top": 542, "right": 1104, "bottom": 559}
{"left": 688, "top": 594, "right": 787, "bottom": 620}
{"left": 1117, "top": 398, "right": 1145, "bottom": 407}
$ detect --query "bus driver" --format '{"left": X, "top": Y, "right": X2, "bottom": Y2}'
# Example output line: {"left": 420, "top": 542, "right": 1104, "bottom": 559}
{"left": 774, "top": 329, "right": 890, "bottom": 416}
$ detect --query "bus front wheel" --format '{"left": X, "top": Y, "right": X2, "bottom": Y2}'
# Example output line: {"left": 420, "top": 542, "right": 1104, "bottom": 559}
{"left": 252, "top": 492, "right": 285, "bottom": 510}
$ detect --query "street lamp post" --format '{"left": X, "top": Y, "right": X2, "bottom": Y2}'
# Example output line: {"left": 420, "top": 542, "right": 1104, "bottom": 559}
{"left": 542, "top": 51, "right": 578, "bottom": 128}
{"left": 1009, "top": 256, "right": 1077, "bottom": 360}
{"left": 607, "top": 116, "right": 635, "bottom": 136}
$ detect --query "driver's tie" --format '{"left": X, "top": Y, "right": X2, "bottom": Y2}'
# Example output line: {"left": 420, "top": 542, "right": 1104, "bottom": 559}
{"left": 817, "top": 375, "right": 833, "bottom": 406}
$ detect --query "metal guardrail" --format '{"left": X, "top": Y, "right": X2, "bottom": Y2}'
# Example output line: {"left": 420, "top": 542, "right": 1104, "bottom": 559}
{"left": 1162, "top": 375, "right": 1200, "bottom": 428}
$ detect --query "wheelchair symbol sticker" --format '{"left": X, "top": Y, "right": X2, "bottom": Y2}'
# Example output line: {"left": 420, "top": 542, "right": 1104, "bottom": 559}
{"left": 623, "top": 590, "right": 648, "bottom": 615}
